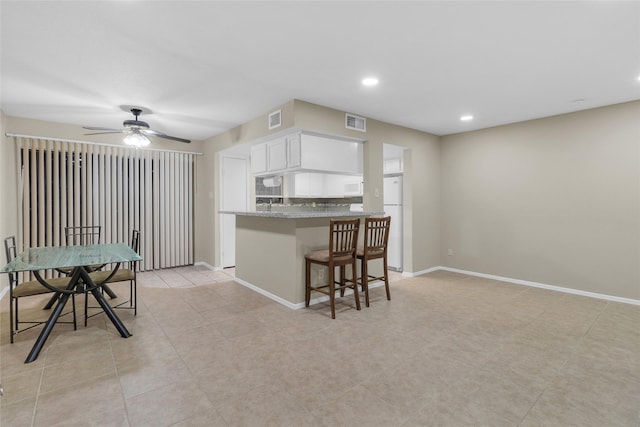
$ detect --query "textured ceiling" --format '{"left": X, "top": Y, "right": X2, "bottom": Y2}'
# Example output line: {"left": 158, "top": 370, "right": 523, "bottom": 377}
{"left": 2, "top": 1, "right": 639, "bottom": 142}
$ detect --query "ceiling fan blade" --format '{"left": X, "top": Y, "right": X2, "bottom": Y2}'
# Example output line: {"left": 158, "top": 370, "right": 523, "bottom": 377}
{"left": 84, "top": 131, "right": 126, "bottom": 136}
{"left": 83, "top": 126, "right": 124, "bottom": 132}
{"left": 143, "top": 129, "right": 191, "bottom": 143}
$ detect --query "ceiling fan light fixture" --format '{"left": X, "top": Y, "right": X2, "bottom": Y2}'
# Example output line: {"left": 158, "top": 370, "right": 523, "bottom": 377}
{"left": 124, "top": 130, "right": 151, "bottom": 147}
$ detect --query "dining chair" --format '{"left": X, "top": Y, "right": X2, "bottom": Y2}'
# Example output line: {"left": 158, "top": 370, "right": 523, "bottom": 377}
{"left": 45, "top": 225, "right": 110, "bottom": 309}
{"left": 356, "top": 216, "right": 391, "bottom": 307}
{"left": 3, "top": 236, "right": 77, "bottom": 343}
{"left": 65, "top": 225, "right": 101, "bottom": 246}
{"left": 305, "top": 218, "right": 361, "bottom": 319}
{"left": 85, "top": 230, "right": 140, "bottom": 325}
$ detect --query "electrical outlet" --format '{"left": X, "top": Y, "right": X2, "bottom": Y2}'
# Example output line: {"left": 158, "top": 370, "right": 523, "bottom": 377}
{"left": 447, "top": 248, "right": 453, "bottom": 256}
{"left": 318, "top": 269, "right": 325, "bottom": 280}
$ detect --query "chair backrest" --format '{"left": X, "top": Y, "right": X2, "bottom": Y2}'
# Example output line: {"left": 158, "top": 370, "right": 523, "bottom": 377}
{"left": 3, "top": 236, "right": 18, "bottom": 287}
{"left": 65, "top": 226, "right": 101, "bottom": 246}
{"left": 329, "top": 218, "right": 360, "bottom": 258}
{"left": 130, "top": 230, "right": 140, "bottom": 252}
{"left": 363, "top": 216, "right": 391, "bottom": 255}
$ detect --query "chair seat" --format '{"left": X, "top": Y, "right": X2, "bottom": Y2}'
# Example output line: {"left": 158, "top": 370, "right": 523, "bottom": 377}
{"left": 88, "top": 269, "right": 135, "bottom": 284}
{"left": 356, "top": 245, "right": 384, "bottom": 258}
{"left": 13, "top": 276, "right": 72, "bottom": 298}
{"left": 58, "top": 263, "right": 105, "bottom": 274}
{"left": 305, "top": 249, "right": 354, "bottom": 263}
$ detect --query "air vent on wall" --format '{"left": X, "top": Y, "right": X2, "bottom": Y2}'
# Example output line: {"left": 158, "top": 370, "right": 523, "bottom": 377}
{"left": 268, "top": 109, "right": 282, "bottom": 130}
{"left": 345, "top": 113, "right": 366, "bottom": 132}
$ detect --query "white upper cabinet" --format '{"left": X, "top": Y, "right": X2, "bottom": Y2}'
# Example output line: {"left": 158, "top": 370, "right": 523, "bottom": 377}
{"left": 383, "top": 158, "right": 403, "bottom": 174}
{"left": 267, "top": 138, "right": 287, "bottom": 172}
{"left": 298, "top": 134, "right": 362, "bottom": 174}
{"left": 286, "top": 133, "right": 301, "bottom": 168}
{"left": 250, "top": 143, "right": 268, "bottom": 174}
{"left": 251, "top": 132, "right": 363, "bottom": 176}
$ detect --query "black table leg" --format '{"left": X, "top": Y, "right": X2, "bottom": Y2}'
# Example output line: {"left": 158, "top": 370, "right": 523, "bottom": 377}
{"left": 24, "top": 268, "right": 83, "bottom": 363}
{"left": 25, "top": 266, "right": 131, "bottom": 363}
{"left": 78, "top": 267, "right": 131, "bottom": 338}
{"left": 25, "top": 293, "right": 72, "bottom": 363}
{"left": 43, "top": 293, "right": 59, "bottom": 309}
{"left": 101, "top": 283, "right": 118, "bottom": 299}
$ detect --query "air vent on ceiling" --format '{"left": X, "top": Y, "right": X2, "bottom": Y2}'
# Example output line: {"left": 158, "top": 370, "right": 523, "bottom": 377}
{"left": 268, "top": 109, "right": 282, "bottom": 130}
{"left": 345, "top": 113, "right": 366, "bottom": 132}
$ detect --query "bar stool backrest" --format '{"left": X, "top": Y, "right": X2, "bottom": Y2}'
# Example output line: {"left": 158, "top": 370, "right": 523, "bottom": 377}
{"left": 363, "top": 216, "right": 391, "bottom": 257}
{"left": 329, "top": 218, "right": 360, "bottom": 258}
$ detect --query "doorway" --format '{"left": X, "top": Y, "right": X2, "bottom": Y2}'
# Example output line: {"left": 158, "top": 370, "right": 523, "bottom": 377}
{"left": 220, "top": 155, "right": 248, "bottom": 268}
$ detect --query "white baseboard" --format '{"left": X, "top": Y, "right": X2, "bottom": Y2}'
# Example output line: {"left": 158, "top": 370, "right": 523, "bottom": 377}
{"left": 436, "top": 266, "right": 640, "bottom": 306}
{"left": 0, "top": 286, "right": 8, "bottom": 300}
{"left": 194, "top": 261, "right": 222, "bottom": 271}
{"left": 402, "top": 266, "right": 441, "bottom": 278}
{"left": 233, "top": 277, "right": 302, "bottom": 310}
{"left": 233, "top": 277, "right": 387, "bottom": 310}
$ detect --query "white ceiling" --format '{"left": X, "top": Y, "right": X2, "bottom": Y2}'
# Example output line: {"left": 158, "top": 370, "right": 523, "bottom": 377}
{"left": 2, "top": 1, "right": 639, "bottom": 143}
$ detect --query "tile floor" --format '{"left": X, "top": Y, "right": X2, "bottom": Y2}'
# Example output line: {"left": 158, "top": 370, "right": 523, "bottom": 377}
{"left": 0, "top": 266, "right": 639, "bottom": 426}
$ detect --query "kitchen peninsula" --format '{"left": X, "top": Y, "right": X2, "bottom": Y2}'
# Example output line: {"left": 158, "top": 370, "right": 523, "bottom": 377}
{"left": 220, "top": 209, "right": 383, "bottom": 307}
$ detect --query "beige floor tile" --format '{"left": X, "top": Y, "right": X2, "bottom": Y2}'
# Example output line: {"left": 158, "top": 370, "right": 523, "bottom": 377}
{"left": 0, "top": 396, "right": 37, "bottom": 426}
{"left": 39, "top": 349, "right": 116, "bottom": 394}
{"left": 1, "top": 266, "right": 638, "bottom": 427}
{"left": 0, "top": 367, "right": 42, "bottom": 405}
{"left": 33, "top": 373, "right": 126, "bottom": 426}
{"left": 125, "top": 379, "right": 215, "bottom": 427}
{"left": 118, "top": 353, "right": 194, "bottom": 399}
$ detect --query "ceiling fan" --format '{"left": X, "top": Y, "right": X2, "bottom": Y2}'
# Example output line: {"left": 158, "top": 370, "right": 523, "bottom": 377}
{"left": 84, "top": 108, "right": 191, "bottom": 145}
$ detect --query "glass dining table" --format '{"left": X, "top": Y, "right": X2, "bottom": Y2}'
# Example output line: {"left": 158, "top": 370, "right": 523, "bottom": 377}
{"left": 1, "top": 243, "right": 142, "bottom": 363}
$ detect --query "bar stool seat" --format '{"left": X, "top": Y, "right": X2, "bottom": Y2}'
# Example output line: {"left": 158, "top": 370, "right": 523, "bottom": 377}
{"left": 305, "top": 218, "right": 361, "bottom": 319}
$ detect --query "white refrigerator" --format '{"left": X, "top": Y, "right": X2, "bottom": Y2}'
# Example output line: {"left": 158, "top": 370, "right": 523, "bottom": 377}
{"left": 384, "top": 176, "right": 403, "bottom": 271}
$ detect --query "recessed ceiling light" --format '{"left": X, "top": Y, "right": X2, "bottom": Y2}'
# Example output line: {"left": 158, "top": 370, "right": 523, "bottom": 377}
{"left": 362, "top": 77, "right": 379, "bottom": 87}
{"left": 460, "top": 115, "right": 473, "bottom": 121}
{"left": 572, "top": 98, "right": 585, "bottom": 104}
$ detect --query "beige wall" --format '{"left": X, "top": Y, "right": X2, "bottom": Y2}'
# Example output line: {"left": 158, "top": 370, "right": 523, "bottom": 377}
{"left": 0, "top": 110, "right": 19, "bottom": 293}
{"left": 440, "top": 101, "right": 640, "bottom": 300}
{"left": 197, "top": 100, "right": 296, "bottom": 267}
{"left": 203, "top": 99, "right": 442, "bottom": 274}
{"left": 292, "top": 100, "right": 441, "bottom": 272}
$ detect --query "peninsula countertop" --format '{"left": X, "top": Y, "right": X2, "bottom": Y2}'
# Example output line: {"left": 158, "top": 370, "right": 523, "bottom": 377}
{"left": 219, "top": 210, "right": 384, "bottom": 219}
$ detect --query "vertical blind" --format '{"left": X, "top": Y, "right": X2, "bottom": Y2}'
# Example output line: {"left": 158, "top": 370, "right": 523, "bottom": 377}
{"left": 15, "top": 136, "right": 195, "bottom": 271}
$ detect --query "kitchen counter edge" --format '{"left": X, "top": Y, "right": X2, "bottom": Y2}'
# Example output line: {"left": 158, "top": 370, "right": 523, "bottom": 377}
{"left": 219, "top": 210, "right": 384, "bottom": 219}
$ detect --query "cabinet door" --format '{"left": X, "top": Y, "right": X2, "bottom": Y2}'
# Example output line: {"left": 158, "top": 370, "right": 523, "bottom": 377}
{"left": 250, "top": 144, "right": 268, "bottom": 174}
{"left": 286, "top": 133, "right": 301, "bottom": 169}
{"left": 300, "top": 134, "right": 362, "bottom": 174}
{"left": 268, "top": 138, "right": 287, "bottom": 172}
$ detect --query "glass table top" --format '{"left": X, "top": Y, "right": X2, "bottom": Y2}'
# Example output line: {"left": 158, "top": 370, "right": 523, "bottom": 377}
{"left": 2, "top": 243, "right": 142, "bottom": 273}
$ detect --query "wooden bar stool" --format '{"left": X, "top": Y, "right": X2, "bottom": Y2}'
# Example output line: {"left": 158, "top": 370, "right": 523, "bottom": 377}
{"left": 305, "top": 218, "right": 361, "bottom": 319}
{"left": 357, "top": 216, "right": 391, "bottom": 307}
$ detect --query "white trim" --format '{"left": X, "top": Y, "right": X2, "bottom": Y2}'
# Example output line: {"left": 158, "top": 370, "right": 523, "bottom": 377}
{"left": 232, "top": 277, "right": 386, "bottom": 310}
{"left": 233, "top": 277, "right": 302, "bottom": 310}
{"left": 437, "top": 266, "right": 640, "bottom": 306}
{"left": 5, "top": 133, "right": 203, "bottom": 156}
{"left": 0, "top": 286, "right": 8, "bottom": 300}
{"left": 193, "top": 261, "right": 224, "bottom": 272}
{"left": 401, "top": 266, "right": 440, "bottom": 278}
